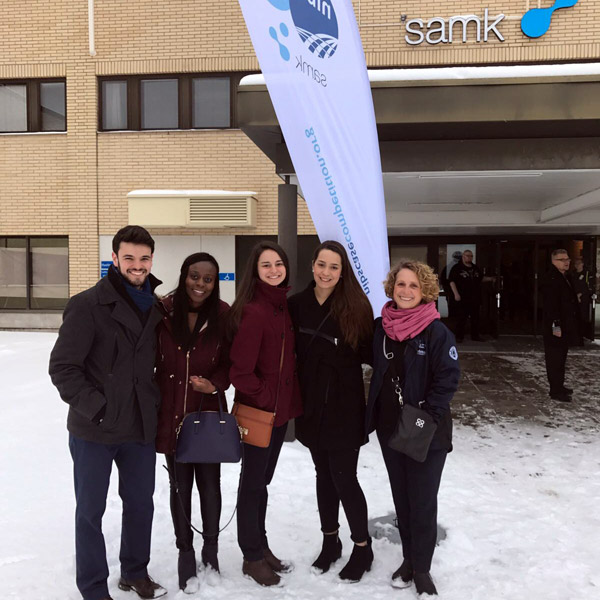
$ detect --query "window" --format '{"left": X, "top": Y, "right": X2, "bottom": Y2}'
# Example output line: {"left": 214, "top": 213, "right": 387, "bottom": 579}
{"left": 0, "top": 79, "right": 66, "bottom": 133}
{"left": 101, "top": 80, "right": 127, "bottom": 130}
{"left": 40, "top": 82, "right": 67, "bottom": 131}
{"left": 99, "top": 74, "right": 240, "bottom": 131}
{"left": 0, "top": 237, "right": 68, "bottom": 310}
{"left": 141, "top": 78, "right": 179, "bottom": 129}
{"left": 193, "top": 77, "right": 230, "bottom": 128}
{"left": 0, "top": 84, "right": 27, "bottom": 132}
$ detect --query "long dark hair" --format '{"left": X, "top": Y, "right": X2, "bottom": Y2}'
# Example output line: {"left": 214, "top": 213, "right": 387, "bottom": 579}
{"left": 313, "top": 240, "right": 373, "bottom": 349}
{"left": 171, "top": 252, "right": 221, "bottom": 346}
{"left": 228, "top": 240, "right": 290, "bottom": 337}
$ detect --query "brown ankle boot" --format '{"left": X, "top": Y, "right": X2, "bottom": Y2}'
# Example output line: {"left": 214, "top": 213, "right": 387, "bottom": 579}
{"left": 242, "top": 559, "right": 281, "bottom": 586}
{"left": 263, "top": 547, "right": 293, "bottom": 573}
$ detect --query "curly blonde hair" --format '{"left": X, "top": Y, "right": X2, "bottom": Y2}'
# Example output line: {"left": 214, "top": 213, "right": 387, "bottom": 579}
{"left": 383, "top": 259, "right": 439, "bottom": 304}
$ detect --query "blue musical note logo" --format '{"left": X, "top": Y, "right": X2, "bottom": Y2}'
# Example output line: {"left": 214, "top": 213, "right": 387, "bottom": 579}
{"left": 521, "top": 0, "right": 579, "bottom": 39}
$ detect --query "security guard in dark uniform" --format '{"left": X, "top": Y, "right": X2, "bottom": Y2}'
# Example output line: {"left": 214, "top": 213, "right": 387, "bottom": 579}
{"left": 448, "top": 250, "right": 483, "bottom": 342}
{"left": 542, "top": 249, "right": 581, "bottom": 402}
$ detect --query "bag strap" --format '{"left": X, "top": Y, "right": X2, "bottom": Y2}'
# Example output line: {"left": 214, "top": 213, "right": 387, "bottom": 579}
{"left": 383, "top": 327, "right": 432, "bottom": 407}
{"left": 298, "top": 310, "right": 334, "bottom": 358}
{"left": 164, "top": 450, "right": 243, "bottom": 537}
{"left": 383, "top": 335, "right": 409, "bottom": 406}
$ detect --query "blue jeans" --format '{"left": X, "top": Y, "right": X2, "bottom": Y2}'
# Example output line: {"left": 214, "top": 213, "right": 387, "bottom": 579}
{"left": 69, "top": 435, "right": 156, "bottom": 600}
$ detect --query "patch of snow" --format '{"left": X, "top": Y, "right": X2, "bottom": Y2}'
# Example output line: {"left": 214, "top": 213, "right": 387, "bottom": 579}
{"left": 1, "top": 332, "right": 598, "bottom": 599}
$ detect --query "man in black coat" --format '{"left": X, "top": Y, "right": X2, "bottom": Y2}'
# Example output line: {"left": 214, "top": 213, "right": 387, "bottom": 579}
{"left": 49, "top": 226, "right": 166, "bottom": 600}
{"left": 449, "top": 250, "right": 483, "bottom": 342}
{"left": 541, "top": 249, "right": 581, "bottom": 403}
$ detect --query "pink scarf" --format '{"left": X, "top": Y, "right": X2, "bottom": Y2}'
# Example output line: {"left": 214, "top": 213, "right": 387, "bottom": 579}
{"left": 381, "top": 300, "right": 440, "bottom": 342}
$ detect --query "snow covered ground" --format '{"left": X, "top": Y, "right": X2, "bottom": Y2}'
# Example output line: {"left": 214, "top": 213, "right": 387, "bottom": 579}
{"left": 1, "top": 332, "right": 599, "bottom": 600}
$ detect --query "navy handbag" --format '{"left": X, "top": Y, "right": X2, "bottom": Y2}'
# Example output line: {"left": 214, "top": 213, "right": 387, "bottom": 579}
{"left": 175, "top": 392, "right": 242, "bottom": 464}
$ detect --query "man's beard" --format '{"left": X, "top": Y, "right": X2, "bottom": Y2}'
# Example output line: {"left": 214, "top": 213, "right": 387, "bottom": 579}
{"left": 116, "top": 261, "right": 148, "bottom": 289}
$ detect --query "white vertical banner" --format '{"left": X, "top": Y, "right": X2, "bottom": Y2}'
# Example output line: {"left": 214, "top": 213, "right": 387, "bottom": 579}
{"left": 238, "top": 0, "right": 389, "bottom": 312}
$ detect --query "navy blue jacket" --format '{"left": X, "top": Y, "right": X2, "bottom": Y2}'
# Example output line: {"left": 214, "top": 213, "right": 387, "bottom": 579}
{"left": 365, "top": 317, "right": 460, "bottom": 451}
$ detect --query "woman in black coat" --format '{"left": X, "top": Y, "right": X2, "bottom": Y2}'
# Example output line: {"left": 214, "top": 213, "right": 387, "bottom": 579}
{"left": 288, "top": 240, "right": 374, "bottom": 582}
{"left": 365, "top": 260, "right": 459, "bottom": 596}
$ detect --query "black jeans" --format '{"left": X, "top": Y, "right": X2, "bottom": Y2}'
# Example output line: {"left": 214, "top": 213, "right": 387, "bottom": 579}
{"left": 455, "top": 300, "right": 480, "bottom": 340}
{"left": 237, "top": 423, "right": 287, "bottom": 561}
{"left": 378, "top": 430, "right": 447, "bottom": 573}
{"left": 309, "top": 445, "right": 369, "bottom": 543}
{"left": 543, "top": 336, "right": 569, "bottom": 395}
{"left": 69, "top": 435, "right": 155, "bottom": 600}
{"left": 165, "top": 455, "right": 222, "bottom": 550}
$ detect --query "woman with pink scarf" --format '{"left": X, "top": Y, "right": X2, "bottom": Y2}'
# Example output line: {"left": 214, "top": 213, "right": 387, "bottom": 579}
{"left": 365, "top": 260, "right": 460, "bottom": 596}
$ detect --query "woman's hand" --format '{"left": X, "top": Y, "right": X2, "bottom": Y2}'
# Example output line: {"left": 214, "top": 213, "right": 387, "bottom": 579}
{"left": 189, "top": 376, "right": 217, "bottom": 394}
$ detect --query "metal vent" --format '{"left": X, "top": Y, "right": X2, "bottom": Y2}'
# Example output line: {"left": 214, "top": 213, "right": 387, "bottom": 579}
{"left": 127, "top": 190, "right": 257, "bottom": 228}
{"left": 189, "top": 197, "right": 250, "bottom": 225}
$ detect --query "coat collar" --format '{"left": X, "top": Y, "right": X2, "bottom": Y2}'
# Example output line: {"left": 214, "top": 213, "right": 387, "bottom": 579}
{"left": 302, "top": 280, "right": 335, "bottom": 310}
{"left": 96, "top": 272, "right": 162, "bottom": 336}
{"left": 254, "top": 279, "right": 290, "bottom": 308}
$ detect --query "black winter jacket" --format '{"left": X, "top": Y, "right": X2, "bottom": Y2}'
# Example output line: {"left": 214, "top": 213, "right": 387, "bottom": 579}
{"left": 49, "top": 272, "right": 163, "bottom": 444}
{"left": 365, "top": 317, "right": 459, "bottom": 451}
{"left": 541, "top": 265, "right": 582, "bottom": 346}
{"left": 288, "top": 284, "right": 372, "bottom": 450}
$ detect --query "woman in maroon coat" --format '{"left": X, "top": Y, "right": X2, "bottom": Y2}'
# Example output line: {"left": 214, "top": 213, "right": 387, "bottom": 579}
{"left": 228, "top": 241, "right": 302, "bottom": 587}
{"left": 155, "top": 252, "right": 230, "bottom": 593}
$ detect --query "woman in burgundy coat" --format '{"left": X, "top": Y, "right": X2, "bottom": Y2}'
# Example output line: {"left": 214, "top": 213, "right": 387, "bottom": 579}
{"left": 155, "top": 252, "right": 230, "bottom": 593}
{"left": 228, "top": 241, "right": 302, "bottom": 587}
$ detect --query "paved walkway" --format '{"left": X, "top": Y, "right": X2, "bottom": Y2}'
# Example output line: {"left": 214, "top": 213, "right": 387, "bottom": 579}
{"left": 454, "top": 336, "right": 600, "bottom": 432}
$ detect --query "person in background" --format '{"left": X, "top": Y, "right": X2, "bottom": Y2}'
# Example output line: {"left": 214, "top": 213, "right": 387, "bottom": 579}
{"left": 288, "top": 240, "right": 374, "bottom": 582}
{"left": 572, "top": 257, "right": 592, "bottom": 340}
{"left": 155, "top": 253, "right": 230, "bottom": 593}
{"left": 49, "top": 225, "right": 166, "bottom": 600}
{"left": 448, "top": 249, "right": 484, "bottom": 342}
{"left": 542, "top": 249, "right": 581, "bottom": 402}
{"left": 228, "top": 241, "right": 303, "bottom": 587}
{"left": 440, "top": 250, "right": 462, "bottom": 320}
{"left": 365, "top": 259, "right": 460, "bottom": 596}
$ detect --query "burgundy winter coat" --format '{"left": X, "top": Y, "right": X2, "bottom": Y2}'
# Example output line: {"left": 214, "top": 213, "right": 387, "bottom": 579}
{"left": 155, "top": 294, "right": 231, "bottom": 455}
{"left": 229, "top": 280, "right": 303, "bottom": 427}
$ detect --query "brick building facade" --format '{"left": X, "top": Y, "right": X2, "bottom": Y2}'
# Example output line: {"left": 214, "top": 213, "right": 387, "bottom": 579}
{"left": 1, "top": 1, "right": 598, "bottom": 331}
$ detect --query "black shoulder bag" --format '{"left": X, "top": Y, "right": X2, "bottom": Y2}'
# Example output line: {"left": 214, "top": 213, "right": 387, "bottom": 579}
{"left": 385, "top": 334, "right": 437, "bottom": 463}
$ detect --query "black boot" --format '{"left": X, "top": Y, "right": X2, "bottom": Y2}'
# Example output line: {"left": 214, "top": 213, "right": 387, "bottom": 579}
{"left": 391, "top": 559, "right": 413, "bottom": 588}
{"left": 338, "top": 538, "right": 373, "bottom": 582}
{"left": 312, "top": 533, "right": 342, "bottom": 573}
{"left": 178, "top": 549, "right": 197, "bottom": 592}
{"left": 414, "top": 572, "right": 438, "bottom": 596}
{"left": 201, "top": 538, "right": 219, "bottom": 573}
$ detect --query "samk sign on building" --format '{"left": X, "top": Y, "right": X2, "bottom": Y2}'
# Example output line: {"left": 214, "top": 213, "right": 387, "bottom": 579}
{"left": 403, "top": 0, "right": 580, "bottom": 45}
{"left": 404, "top": 8, "right": 505, "bottom": 45}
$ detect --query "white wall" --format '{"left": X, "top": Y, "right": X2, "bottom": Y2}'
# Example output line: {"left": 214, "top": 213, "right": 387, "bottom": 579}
{"left": 99, "top": 234, "right": 237, "bottom": 305}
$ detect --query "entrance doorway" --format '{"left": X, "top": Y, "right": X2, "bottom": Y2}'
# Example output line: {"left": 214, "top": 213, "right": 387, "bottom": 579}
{"left": 437, "top": 237, "right": 596, "bottom": 340}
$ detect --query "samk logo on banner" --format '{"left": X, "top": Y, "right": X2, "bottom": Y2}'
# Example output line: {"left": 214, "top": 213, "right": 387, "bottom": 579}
{"left": 267, "top": 0, "right": 339, "bottom": 60}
